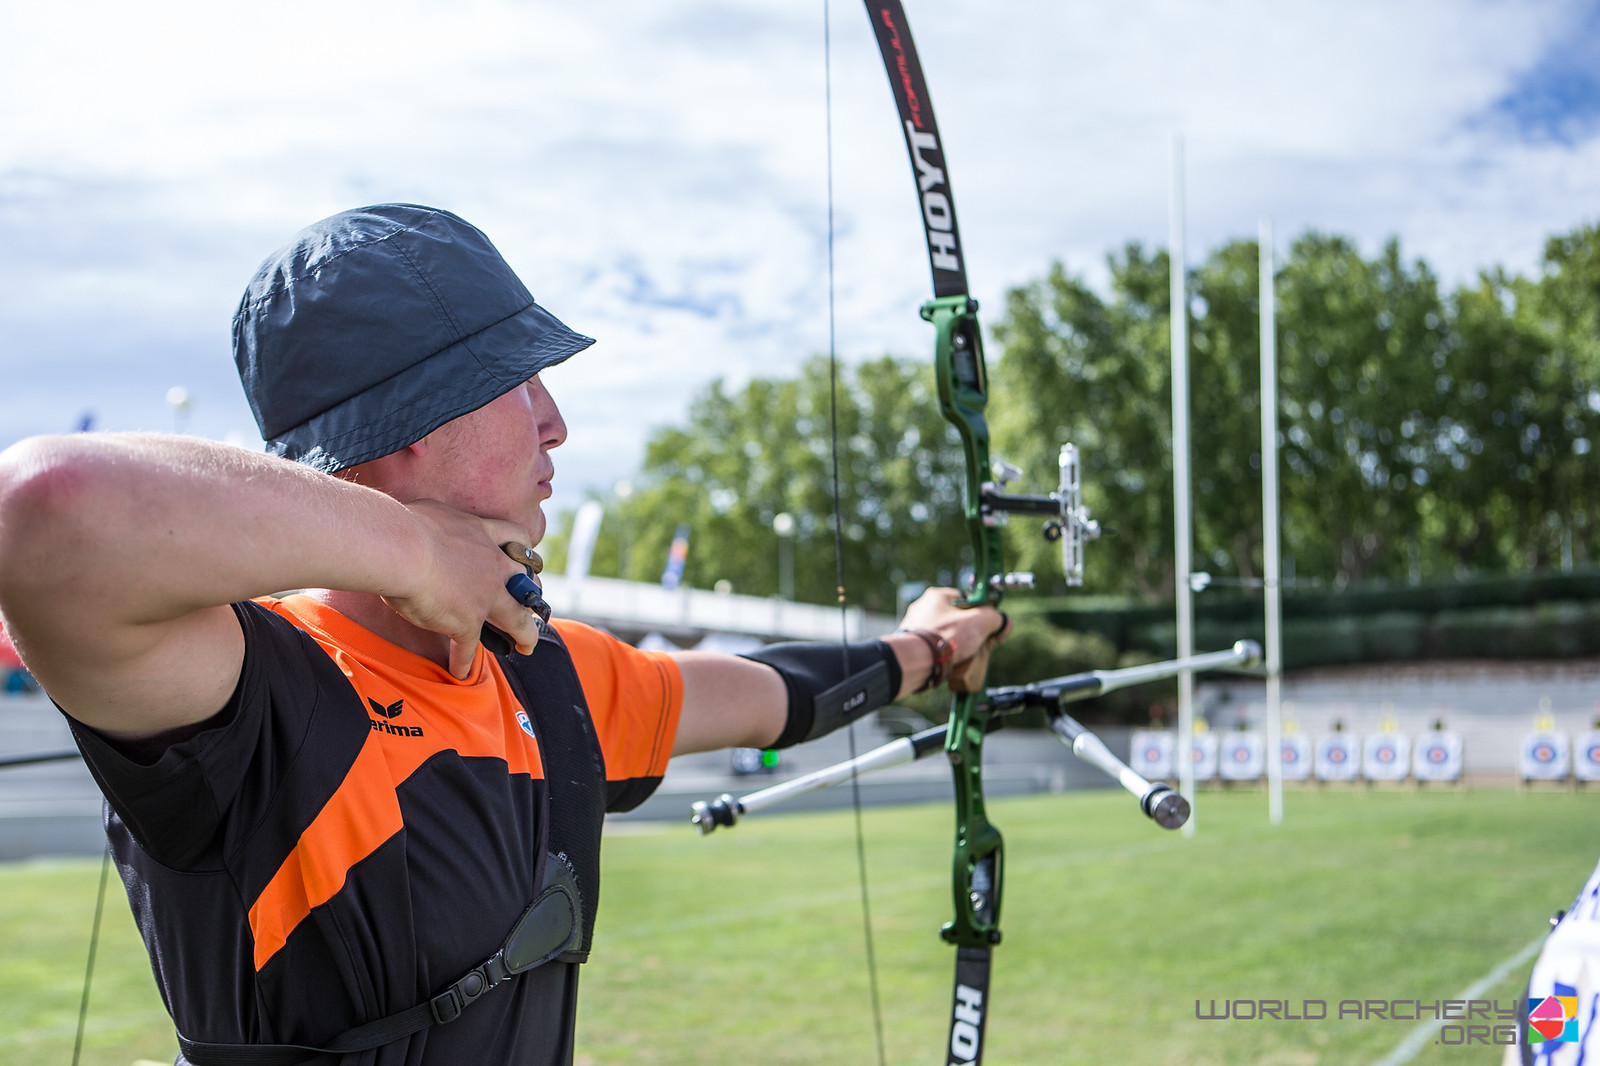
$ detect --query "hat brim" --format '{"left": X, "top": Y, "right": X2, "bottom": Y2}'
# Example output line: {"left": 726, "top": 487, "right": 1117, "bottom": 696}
{"left": 267, "top": 299, "right": 594, "bottom": 473}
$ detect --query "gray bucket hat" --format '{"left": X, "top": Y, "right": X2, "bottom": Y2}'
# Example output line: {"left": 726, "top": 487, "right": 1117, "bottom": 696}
{"left": 233, "top": 204, "right": 594, "bottom": 473}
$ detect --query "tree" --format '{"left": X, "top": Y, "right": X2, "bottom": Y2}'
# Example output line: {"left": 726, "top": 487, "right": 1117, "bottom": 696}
{"left": 989, "top": 247, "right": 1176, "bottom": 598}
{"left": 550, "top": 221, "right": 1600, "bottom": 612}
{"left": 1275, "top": 234, "right": 1450, "bottom": 585}
{"left": 570, "top": 356, "right": 969, "bottom": 612}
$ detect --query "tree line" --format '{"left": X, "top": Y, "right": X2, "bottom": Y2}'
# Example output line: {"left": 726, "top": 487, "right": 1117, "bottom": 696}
{"left": 549, "top": 222, "right": 1599, "bottom": 615}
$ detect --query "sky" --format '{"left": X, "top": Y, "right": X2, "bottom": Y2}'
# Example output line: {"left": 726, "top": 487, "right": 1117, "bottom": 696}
{"left": 2, "top": 0, "right": 1598, "bottom": 519}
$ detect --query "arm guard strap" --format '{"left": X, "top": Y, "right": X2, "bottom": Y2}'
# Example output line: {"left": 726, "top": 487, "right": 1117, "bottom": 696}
{"left": 740, "top": 640, "right": 902, "bottom": 749}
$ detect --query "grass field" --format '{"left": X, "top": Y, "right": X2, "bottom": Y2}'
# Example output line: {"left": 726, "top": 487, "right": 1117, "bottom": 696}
{"left": 3, "top": 788, "right": 1597, "bottom": 1066}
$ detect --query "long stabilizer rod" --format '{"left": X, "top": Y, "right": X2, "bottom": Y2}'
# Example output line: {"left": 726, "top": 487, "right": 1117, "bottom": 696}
{"left": 983, "top": 640, "right": 1261, "bottom": 711}
{"left": 692, "top": 725, "right": 950, "bottom": 835}
{"left": 691, "top": 640, "right": 1261, "bottom": 834}
{"left": 0, "top": 748, "right": 81, "bottom": 770}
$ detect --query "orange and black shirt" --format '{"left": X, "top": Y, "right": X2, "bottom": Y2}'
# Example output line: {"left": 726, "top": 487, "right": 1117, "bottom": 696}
{"left": 67, "top": 596, "right": 682, "bottom": 1066}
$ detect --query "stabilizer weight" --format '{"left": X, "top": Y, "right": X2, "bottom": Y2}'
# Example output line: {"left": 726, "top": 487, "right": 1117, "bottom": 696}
{"left": 690, "top": 794, "right": 742, "bottom": 835}
{"left": 1141, "top": 785, "right": 1190, "bottom": 830}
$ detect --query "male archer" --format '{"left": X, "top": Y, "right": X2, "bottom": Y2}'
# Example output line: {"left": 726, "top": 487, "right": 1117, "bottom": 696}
{"left": 0, "top": 204, "right": 1006, "bottom": 1065}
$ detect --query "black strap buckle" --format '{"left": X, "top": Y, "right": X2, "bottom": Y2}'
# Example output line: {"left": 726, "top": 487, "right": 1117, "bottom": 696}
{"left": 429, "top": 987, "right": 464, "bottom": 1026}
{"left": 428, "top": 954, "right": 510, "bottom": 1026}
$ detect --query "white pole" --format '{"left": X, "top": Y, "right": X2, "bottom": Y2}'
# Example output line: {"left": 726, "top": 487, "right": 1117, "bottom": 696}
{"left": 1260, "top": 218, "right": 1284, "bottom": 826}
{"left": 1170, "top": 135, "right": 1196, "bottom": 836}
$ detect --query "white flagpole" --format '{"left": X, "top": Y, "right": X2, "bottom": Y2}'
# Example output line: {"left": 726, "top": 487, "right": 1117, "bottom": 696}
{"left": 1170, "top": 135, "right": 1196, "bottom": 836}
{"left": 1260, "top": 218, "right": 1284, "bottom": 826}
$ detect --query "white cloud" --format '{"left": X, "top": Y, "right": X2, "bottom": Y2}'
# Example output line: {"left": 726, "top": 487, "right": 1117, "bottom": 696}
{"left": 1, "top": 0, "right": 1596, "bottom": 512}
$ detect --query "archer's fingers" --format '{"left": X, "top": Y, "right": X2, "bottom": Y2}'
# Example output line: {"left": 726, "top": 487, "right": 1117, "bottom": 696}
{"left": 945, "top": 611, "right": 1008, "bottom": 694}
{"left": 486, "top": 594, "right": 544, "bottom": 655}
{"left": 448, "top": 634, "right": 478, "bottom": 680}
{"left": 481, "top": 519, "right": 535, "bottom": 554}
{"left": 947, "top": 646, "right": 991, "bottom": 695}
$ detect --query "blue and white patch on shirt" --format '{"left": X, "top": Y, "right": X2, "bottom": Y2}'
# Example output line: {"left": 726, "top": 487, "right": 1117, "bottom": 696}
{"left": 516, "top": 710, "right": 536, "bottom": 738}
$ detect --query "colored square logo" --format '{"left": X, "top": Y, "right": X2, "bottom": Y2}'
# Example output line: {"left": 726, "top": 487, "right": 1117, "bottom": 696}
{"left": 1528, "top": 983, "right": 1581, "bottom": 1043}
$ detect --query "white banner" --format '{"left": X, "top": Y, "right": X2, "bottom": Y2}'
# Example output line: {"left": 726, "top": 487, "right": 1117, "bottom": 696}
{"left": 1190, "top": 733, "right": 1219, "bottom": 781}
{"left": 1521, "top": 732, "right": 1571, "bottom": 780}
{"left": 1315, "top": 734, "right": 1361, "bottom": 781}
{"left": 1520, "top": 854, "right": 1600, "bottom": 1064}
{"left": 1219, "top": 732, "right": 1265, "bottom": 781}
{"left": 1278, "top": 735, "right": 1312, "bottom": 781}
{"left": 1363, "top": 733, "right": 1411, "bottom": 782}
{"left": 1577, "top": 731, "right": 1600, "bottom": 782}
{"left": 1129, "top": 730, "right": 1175, "bottom": 780}
{"left": 564, "top": 500, "right": 604, "bottom": 586}
{"left": 1411, "top": 732, "right": 1463, "bottom": 781}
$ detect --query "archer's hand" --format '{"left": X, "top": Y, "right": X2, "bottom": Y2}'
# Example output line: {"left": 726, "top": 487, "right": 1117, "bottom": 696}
{"left": 383, "top": 499, "right": 545, "bottom": 677}
{"left": 898, "top": 586, "right": 1011, "bottom": 695}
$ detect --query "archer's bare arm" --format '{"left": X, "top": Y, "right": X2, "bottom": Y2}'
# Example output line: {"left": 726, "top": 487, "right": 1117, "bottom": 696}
{"left": 670, "top": 587, "right": 1007, "bottom": 755}
{"left": 0, "top": 434, "right": 543, "bottom": 739}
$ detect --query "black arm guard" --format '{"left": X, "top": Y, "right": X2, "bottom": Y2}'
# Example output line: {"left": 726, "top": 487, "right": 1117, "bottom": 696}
{"left": 740, "top": 640, "right": 902, "bottom": 749}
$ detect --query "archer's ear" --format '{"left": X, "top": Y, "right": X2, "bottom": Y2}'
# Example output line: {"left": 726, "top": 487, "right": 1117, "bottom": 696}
{"left": 335, "top": 438, "right": 427, "bottom": 492}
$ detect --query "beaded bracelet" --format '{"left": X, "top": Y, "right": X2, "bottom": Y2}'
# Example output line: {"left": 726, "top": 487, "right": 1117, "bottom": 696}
{"left": 898, "top": 628, "right": 955, "bottom": 693}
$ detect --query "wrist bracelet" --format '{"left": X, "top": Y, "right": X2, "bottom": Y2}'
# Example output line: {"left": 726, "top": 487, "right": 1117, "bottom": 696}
{"left": 899, "top": 628, "right": 954, "bottom": 693}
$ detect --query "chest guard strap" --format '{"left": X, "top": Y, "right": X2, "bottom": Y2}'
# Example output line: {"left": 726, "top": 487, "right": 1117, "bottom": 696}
{"left": 176, "top": 855, "right": 582, "bottom": 1066}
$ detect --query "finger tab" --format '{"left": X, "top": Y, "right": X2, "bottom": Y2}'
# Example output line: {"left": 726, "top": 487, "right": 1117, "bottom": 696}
{"left": 501, "top": 542, "right": 544, "bottom": 574}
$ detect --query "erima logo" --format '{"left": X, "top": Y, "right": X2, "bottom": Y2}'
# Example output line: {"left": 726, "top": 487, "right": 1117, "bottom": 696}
{"left": 843, "top": 690, "right": 868, "bottom": 713}
{"left": 368, "top": 697, "right": 424, "bottom": 737}
{"left": 948, "top": 984, "right": 983, "bottom": 1064}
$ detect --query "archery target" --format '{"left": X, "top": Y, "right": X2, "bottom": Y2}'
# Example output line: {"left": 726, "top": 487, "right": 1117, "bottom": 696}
{"left": 1190, "top": 733, "right": 1219, "bottom": 781}
{"left": 1279, "top": 735, "right": 1312, "bottom": 780}
{"left": 1521, "top": 732, "right": 1571, "bottom": 780}
{"left": 1412, "top": 732, "right": 1463, "bottom": 781}
{"left": 1362, "top": 733, "right": 1411, "bottom": 782}
{"left": 1315, "top": 734, "right": 1361, "bottom": 781}
{"left": 1577, "top": 731, "right": 1600, "bottom": 782}
{"left": 1219, "top": 732, "right": 1265, "bottom": 780}
{"left": 1129, "top": 730, "right": 1175, "bottom": 779}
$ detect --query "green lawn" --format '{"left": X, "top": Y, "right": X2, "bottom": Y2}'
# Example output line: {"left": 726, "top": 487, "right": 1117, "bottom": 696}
{"left": 3, "top": 788, "right": 1596, "bottom": 1065}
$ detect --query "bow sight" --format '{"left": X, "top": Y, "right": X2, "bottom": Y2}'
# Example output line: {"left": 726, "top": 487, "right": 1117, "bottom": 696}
{"left": 979, "top": 443, "right": 1102, "bottom": 590}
